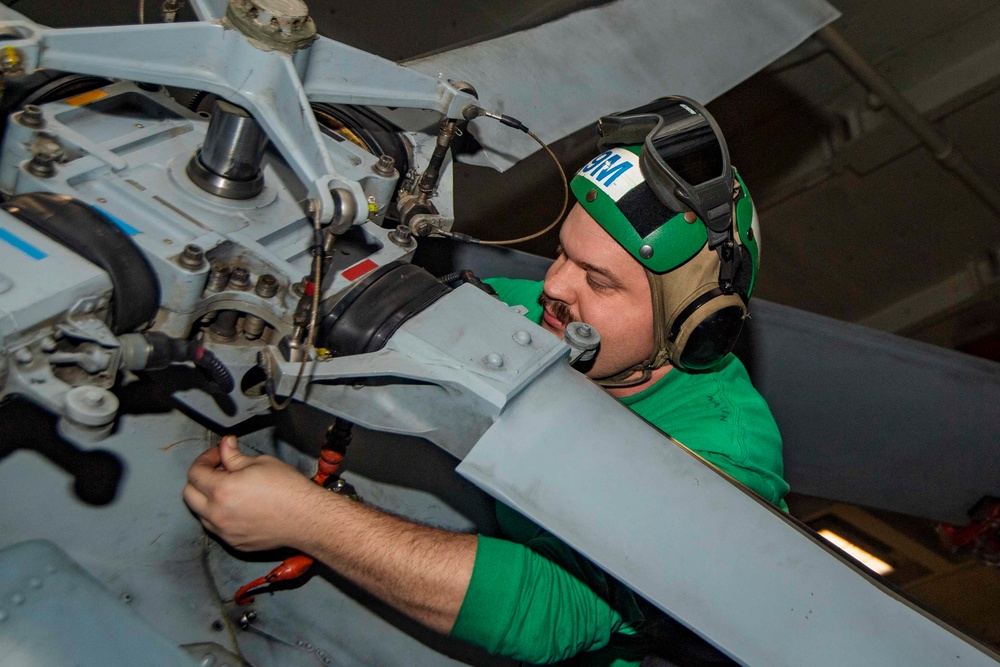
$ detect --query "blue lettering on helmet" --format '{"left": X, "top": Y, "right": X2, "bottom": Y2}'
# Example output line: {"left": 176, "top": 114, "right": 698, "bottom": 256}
{"left": 595, "top": 159, "right": 632, "bottom": 187}
{"left": 581, "top": 151, "right": 612, "bottom": 174}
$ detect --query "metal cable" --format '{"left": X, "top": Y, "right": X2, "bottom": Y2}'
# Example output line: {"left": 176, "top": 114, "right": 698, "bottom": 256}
{"left": 479, "top": 129, "right": 569, "bottom": 246}
{"left": 267, "top": 209, "right": 324, "bottom": 411}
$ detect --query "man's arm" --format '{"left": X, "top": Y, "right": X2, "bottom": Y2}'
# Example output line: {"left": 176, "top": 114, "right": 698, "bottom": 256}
{"left": 183, "top": 436, "right": 476, "bottom": 634}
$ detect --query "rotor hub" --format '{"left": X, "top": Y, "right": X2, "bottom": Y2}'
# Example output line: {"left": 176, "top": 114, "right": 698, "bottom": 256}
{"left": 226, "top": 0, "right": 317, "bottom": 53}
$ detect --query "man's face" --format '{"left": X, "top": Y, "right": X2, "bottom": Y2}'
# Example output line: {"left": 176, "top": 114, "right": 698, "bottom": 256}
{"left": 540, "top": 204, "right": 655, "bottom": 380}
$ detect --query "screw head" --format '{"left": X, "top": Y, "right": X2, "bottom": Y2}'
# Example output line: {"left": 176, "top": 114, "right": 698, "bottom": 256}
{"left": 229, "top": 267, "right": 252, "bottom": 290}
{"left": 373, "top": 154, "right": 395, "bottom": 176}
{"left": 178, "top": 244, "right": 205, "bottom": 269}
{"left": 255, "top": 273, "right": 279, "bottom": 297}
{"left": 18, "top": 105, "right": 44, "bottom": 128}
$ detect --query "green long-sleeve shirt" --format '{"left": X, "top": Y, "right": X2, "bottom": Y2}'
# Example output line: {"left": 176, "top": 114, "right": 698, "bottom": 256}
{"left": 450, "top": 278, "right": 788, "bottom": 665}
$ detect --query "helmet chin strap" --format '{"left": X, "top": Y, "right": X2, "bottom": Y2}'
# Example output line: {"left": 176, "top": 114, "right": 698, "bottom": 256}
{"left": 594, "top": 269, "right": 673, "bottom": 389}
{"left": 595, "top": 364, "right": 653, "bottom": 388}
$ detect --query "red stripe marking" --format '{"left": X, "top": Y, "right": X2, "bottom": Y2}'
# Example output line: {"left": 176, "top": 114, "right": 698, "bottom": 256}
{"left": 342, "top": 258, "right": 378, "bottom": 281}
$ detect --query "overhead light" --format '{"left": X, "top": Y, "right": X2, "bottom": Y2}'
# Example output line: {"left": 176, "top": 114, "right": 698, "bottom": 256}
{"left": 818, "top": 529, "right": 895, "bottom": 576}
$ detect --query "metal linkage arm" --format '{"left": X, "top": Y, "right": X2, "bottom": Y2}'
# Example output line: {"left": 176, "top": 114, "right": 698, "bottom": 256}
{"left": 265, "top": 285, "right": 568, "bottom": 459}
{"left": 0, "top": 18, "right": 478, "bottom": 223}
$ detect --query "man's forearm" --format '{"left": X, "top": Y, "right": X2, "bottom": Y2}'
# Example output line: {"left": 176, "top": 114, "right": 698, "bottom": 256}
{"left": 293, "top": 488, "right": 477, "bottom": 634}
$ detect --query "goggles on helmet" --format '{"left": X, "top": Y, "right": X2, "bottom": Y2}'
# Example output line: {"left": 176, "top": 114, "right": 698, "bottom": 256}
{"left": 598, "top": 96, "right": 734, "bottom": 237}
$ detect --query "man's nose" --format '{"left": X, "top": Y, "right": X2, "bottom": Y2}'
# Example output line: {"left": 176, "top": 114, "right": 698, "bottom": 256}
{"left": 543, "top": 258, "right": 576, "bottom": 304}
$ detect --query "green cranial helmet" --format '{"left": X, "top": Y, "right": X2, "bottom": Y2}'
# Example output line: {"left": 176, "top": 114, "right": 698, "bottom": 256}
{"left": 571, "top": 96, "right": 760, "bottom": 381}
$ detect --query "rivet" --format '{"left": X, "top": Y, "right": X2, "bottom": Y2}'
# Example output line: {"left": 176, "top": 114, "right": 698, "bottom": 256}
{"left": 513, "top": 331, "right": 532, "bottom": 346}
{"left": 28, "top": 578, "right": 41, "bottom": 590}
{"left": 484, "top": 353, "right": 504, "bottom": 369}
{"left": 684, "top": 211, "right": 697, "bottom": 223}
{"left": 10, "top": 593, "right": 24, "bottom": 605}
{"left": 0, "top": 609, "right": 7, "bottom": 622}
{"left": 45, "top": 565, "right": 57, "bottom": 574}
{"left": 639, "top": 244, "right": 654, "bottom": 259}
{"left": 585, "top": 189, "right": 598, "bottom": 203}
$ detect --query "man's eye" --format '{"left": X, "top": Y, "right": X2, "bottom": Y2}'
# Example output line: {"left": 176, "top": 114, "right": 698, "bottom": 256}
{"left": 587, "top": 275, "right": 610, "bottom": 292}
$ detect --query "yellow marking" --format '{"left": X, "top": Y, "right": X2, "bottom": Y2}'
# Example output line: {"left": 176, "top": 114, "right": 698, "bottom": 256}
{"left": 65, "top": 89, "right": 109, "bottom": 107}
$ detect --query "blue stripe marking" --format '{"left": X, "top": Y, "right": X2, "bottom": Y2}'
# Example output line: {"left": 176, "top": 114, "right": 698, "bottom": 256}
{"left": 0, "top": 227, "right": 47, "bottom": 260}
{"left": 95, "top": 208, "right": 140, "bottom": 236}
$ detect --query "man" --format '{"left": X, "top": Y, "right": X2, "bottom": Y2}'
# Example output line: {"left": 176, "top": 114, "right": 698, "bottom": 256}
{"left": 184, "top": 97, "right": 787, "bottom": 665}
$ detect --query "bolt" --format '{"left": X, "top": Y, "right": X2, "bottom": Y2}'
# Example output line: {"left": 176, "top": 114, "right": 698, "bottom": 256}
{"left": 26, "top": 139, "right": 64, "bottom": 178}
{"left": 372, "top": 154, "right": 395, "bottom": 176}
{"left": 40, "top": 336, "right": 58, "bottom": 352}
{"left": 483, "top": 353, "right": 504, "bottom": 369}
{"left": 18, "top": 105, "right": 44, "bottom": 128}
{"left": 83, "top": 302, "right": 95, "bottom": 314}
{"left": 178, "top": 244, "right": 205, "bottom": 270}
{"left": 238, "top": 610, "right": 257, "bottom": 629}
{"left": 388, "top": 224, "right": 413, "bottom": 247}
{"left": 0, "top": 47, "right": 24, "bottom": 75}
{"left": 81, "top": 389, "right": 105, "bottom": 407}
{"left": 199, "top": 654, "right": 216, "bottom": 667}
{"left": 513, "top": 331, "right": 532, "bottom": 346}
{"left": 14, "top": 348, "right": 33, "bottom": 365}
{"left": 229, "top": 267, "right": 252, "bottom": 290}
{"left": 576, "top": 323, "right": 593, "bottom": 338}
{"left": 206, "top": 263, "right": 232, "bottom": 292}
{"left": 244, "top": 315, "right": 267, "bottom": 340}
{"left": 255, "top": 273, "right": 279, "bottom": 297}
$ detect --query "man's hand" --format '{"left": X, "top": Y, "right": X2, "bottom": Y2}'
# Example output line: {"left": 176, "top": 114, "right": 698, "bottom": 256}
{"left": 183, "top": 435, "right": 323, "bottom": 552}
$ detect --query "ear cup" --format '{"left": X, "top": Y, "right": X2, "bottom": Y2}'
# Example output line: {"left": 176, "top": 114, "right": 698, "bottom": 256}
{"left": 669, "top": 293, "right": 747, "bottom": 371}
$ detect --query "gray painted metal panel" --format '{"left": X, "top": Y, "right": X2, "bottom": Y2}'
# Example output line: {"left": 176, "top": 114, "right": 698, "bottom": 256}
{"left": 457, "top": 362, "right": 1000, "bottom": 666}
{"left": 0, "top": 540, "right": 199, "bottom": 667}
{"left": 405, "top": 0, "right": 840, "bottom": 170}
{"left": 438, "top": 243, "right": 1000, "bottom": 523}
{"left": 744, "top": 299, "right": 1000, "bottom": 524}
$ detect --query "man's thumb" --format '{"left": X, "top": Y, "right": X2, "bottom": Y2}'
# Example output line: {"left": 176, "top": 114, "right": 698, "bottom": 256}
{"left": 219, "top": 435, "right": 250, "bottom": 471}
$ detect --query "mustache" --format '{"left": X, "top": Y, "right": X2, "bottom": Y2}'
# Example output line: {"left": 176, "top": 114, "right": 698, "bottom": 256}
{"left": 537, "top": 292, "right": 574, "bottom": 326}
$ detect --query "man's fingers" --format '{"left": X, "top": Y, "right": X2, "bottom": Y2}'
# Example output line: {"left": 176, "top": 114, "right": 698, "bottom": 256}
{"left": 182, "top": 482, "right": 209, "bottom": 516}
{"left": 190, "top": 445, "right": 222, "bottom": 470}
{"left": 187, "top": 448, "right": 223, "bottom": 490}
{"left": 219, "top": 435, "right": 252, "bottom": 472}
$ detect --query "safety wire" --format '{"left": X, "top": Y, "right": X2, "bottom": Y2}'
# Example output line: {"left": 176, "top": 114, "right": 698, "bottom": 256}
{"left": 267, "top": 207, "right": 324, "bottom": 411}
